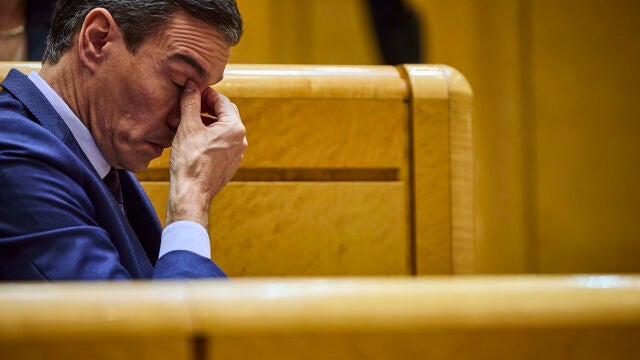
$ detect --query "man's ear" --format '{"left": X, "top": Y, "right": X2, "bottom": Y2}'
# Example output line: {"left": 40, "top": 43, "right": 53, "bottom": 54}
{"left": 77, "top": 8, "right": 122, "bottom": 73}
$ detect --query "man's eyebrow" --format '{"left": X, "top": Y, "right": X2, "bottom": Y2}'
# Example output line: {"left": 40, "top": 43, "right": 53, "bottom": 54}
{"left": 169, "top": 53, "right": 210, "bottom": 81}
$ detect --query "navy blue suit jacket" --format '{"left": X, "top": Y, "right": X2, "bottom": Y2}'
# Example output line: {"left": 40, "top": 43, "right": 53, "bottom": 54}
{"left": 0, "top": 69, "right": 227, "bottom": 280}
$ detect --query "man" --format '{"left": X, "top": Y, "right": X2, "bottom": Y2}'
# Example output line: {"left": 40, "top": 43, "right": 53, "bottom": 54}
{"left": 0, "top": 0, "right": 247, "bottom": 280}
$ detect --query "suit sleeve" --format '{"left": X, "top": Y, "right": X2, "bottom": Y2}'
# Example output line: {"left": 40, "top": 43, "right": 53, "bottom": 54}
{"left": 155, "top": 250, "right": 227, "bottom": 279}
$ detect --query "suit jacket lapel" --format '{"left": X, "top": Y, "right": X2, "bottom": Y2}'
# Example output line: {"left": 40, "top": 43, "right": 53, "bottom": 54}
{"left": 1, "top": 69, "right": 91, "bottom": 169}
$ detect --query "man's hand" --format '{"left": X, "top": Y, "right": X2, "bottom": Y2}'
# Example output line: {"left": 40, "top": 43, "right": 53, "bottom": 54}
{"left": 166, "top": 80, "right": 247, "bottom": 228}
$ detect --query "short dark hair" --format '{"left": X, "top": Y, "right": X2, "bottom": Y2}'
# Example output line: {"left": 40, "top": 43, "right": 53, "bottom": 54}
{"left": 43, "top": 0, "right": 243, "bottom": 64}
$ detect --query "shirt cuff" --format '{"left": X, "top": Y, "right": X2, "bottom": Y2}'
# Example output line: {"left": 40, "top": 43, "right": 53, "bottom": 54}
{"left": 159, "top": 221, "right": 211, "bottom": 259}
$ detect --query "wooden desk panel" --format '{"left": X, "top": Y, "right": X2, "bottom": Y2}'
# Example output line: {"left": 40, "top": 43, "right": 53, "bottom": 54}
{"left": 0, "top": 339, "right": 191, "bottom": 360}
{"left": 142, "top": 181, "right": 410, "bottom": 276}
{"left": 141, "top": 98, "right": 408, "bottom": 175}
{"left": 210, "top": 329, "right": 640, "bottom": 360}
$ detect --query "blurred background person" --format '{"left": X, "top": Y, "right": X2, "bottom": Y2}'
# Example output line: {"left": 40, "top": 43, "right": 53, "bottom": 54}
{"left": 0, "top": 0, "right": 55, "bottom": 61}
{"left": 0, "top": 0, "right": 27, "bottom": 61}
{"left": 366, "top": 0, "right": 423, "bottom": 64}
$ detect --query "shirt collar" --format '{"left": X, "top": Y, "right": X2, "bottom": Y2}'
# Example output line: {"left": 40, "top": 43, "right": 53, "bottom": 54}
{"left": 28, "top": 71, "right": 111, "bottom": 178}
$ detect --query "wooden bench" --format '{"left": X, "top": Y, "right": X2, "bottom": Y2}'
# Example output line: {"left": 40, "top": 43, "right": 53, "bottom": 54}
{"left": 0, "top": 62, "right": 474, "bottom": 276}
{"left": 1, "top": 276, "right": 639, "bottom": 359}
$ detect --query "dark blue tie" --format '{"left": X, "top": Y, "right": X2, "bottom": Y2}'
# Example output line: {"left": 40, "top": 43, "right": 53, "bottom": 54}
{"left": 104, "top": 168, "right": 125, "bottom": 213}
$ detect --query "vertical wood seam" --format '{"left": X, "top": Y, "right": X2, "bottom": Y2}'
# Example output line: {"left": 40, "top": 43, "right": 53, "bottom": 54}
{"left": 397, "top": 65, "right": 418, "bottom": 275}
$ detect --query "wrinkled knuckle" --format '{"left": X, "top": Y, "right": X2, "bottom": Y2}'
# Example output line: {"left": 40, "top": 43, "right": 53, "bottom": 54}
{"left": 237, "top": 124, "right": 247, "bottom": 137}
{"left": 231, "top": 124, "right": 246, "bottom": 139}
{"left": 181, "top": 97, "right": 198, "bottom": 110}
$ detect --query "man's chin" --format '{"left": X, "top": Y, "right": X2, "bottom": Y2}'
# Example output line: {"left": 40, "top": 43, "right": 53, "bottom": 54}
{"left": 123, "top": 158, "right": 154, "bottom": 174}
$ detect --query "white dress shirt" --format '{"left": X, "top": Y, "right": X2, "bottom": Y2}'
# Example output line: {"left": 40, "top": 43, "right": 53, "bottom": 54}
{"left": 28, "top": 71, "right": 211, "bottom": 260}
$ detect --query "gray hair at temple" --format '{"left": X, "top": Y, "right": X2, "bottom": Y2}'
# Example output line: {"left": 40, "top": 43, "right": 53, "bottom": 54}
{"left": 43, "top": 0, "right": 243, "bottom": 64}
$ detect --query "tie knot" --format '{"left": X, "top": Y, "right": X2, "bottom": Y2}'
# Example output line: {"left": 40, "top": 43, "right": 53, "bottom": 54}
{"left": 104, "top": 168, "right": 122, "bottom": 202}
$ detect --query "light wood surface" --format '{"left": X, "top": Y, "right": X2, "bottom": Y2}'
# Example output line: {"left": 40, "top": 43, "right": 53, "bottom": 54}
{"left": 143, "top": 181, "right": 410, "bottom": 276}
{"left": 0, "top": 282, "right": 193, "bottom": 359}
{"left": 401, "top": 65, "right": 474, "bottom": 274}
{"left": 0, "top": 62, "right": 475, "bottom": 276}
{"left": 143, "top": 97, "right": 408, "bottom": 173}
{"left": 1, "top": 276, "right": 640, "bottom": 359}
{"left": 216, "top": 64, "right": 407, "bottom": 99}
{"left": 445, "top": 66, "right": 476, "bottom": 274}
{"left": 189, "top": 276, "right": 640, "bottom": 333}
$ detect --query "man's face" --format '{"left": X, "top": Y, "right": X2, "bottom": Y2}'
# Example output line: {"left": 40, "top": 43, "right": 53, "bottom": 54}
{"left": 89, "top": 12, "right": 231, "bottom": 172}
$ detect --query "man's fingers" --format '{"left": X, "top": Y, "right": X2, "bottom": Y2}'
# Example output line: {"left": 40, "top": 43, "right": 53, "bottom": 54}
{"left": 202, "top": 87, "right": 238, "bottom": 122}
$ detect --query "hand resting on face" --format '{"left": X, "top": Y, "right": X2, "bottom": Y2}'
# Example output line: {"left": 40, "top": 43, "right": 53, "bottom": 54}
{"left": 166, "top": 80, "right": 247, "bottom": 228}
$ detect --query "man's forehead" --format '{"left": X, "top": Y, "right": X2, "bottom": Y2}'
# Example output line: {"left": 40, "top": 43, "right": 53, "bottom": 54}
{"left": 154, "top": 17, "right": 230, "bottom": 85}
{"left": 169, "top": 53, "right": 210, "bottom": 81}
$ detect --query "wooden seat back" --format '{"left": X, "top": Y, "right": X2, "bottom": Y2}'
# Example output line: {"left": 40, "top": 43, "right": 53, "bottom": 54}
{"left": 0, "top": 62, "right": 474, "bottom": 276}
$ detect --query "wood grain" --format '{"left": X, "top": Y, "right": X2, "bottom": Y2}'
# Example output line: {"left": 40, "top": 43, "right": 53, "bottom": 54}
{"left": 142, "top": 181, "right": 410, "bottom": 276}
